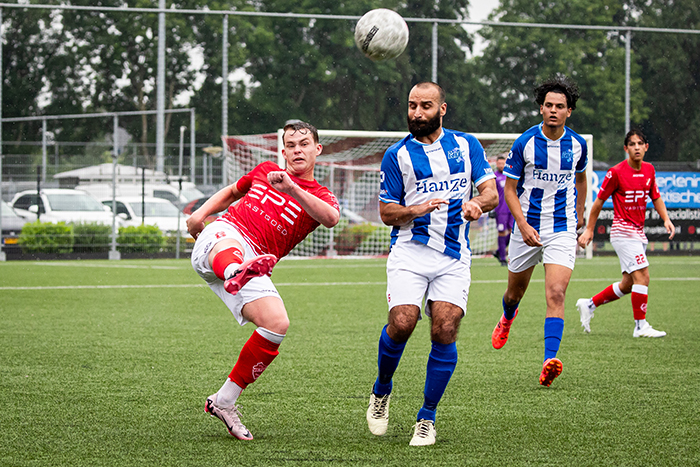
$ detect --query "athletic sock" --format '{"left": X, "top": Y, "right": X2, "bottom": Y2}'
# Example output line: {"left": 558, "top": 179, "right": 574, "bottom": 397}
{"left": 502, "top": 296, "right": 519, "bottom": 321}
{"left": 211, "top": 246, "right": 245, "bottom": 280}
{"left": 631, "top": 284, "right": 648, "bottom": 321}
{"left": 497, "top": 236, "right": 508, "bottom": 261}
{"left": 216, "top": 378, "right": 244, "bottom": 408}
{"left": 543, "top": 317, "right": 565, "bottom": 361}
{"left": 228, "top": 328, "right": 283, "bottom": 389}
{"left": 417, "top": 341, "right": 458, "bottom": 422}
{"left": 592, "top": 282, "right": 625, "bottom": 307}
{"left": 373, "top": 325, "right": 406, "bottom": 396}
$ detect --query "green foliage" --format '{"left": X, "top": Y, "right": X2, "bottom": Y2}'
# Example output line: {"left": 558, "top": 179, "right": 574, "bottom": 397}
{"left": 72, "top": 222, "right": 112, "bottom": 253}
{"left": 18, "top": 221, "right": 74, "bottom": 254}
{"left": 335, "top": 222, "right": 380, "bottom": 255}
{"left": 117, "top": 225, "right": 165, "bottom": 253}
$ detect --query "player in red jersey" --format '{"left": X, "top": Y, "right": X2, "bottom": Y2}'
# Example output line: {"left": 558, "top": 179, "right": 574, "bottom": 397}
{"left": 577, "top": 129, "right": 675, "bottom": 337}
{"left": 187, "top": 121, "right": 339, "bottom": 439}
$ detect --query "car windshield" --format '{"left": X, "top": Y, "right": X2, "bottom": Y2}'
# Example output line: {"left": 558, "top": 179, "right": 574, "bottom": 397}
{"left": 2, "top": 201, "right": 22, "bottom": 218}
{"left": 131, "top": 201, "right": 181, "bottom": 218}
{"left": 45, "top": 193, "right": 105, "bottom": 212}
{"left": 181, "top": 187, "right": 205, "bottom": 202}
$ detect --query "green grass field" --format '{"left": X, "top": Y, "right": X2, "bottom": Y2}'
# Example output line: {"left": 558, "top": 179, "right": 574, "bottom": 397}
{"left": 1, "top": 256, "right": 698, "bottom": 466}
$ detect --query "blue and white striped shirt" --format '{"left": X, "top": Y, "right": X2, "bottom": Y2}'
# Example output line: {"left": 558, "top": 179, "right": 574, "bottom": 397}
{"left": 505, "top": 123, "right": 588, "bottom": 235}
{"left": 379, "top": 129, "right": 495, "bottom": 262}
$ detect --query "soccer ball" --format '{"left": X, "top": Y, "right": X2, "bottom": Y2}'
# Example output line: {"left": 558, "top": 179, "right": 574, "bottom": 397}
{"left": 354, "top": 9, "right": 409, "bottom": 62}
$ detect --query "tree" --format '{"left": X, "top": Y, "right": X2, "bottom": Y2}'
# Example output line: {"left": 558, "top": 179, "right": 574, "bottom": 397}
{"left": 628, "top": 0, "right": 700, "bottom": 162}
{"left": 475, "top": 0, "right": 648, "bottom": 162}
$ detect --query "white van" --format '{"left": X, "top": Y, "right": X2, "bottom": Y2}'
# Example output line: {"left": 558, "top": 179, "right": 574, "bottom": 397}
{"left": 77, "top": 182, "right": 204, "bottom": 207}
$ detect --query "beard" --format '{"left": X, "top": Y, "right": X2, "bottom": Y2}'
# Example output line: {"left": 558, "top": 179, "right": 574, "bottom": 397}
{"left": 407, "top": 112, "right": 441, "bottom": 138}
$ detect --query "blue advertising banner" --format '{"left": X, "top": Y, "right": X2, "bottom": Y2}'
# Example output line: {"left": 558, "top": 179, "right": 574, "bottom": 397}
{"left": 592, "top": 170, "right": 700, "bottom": 208}
{"left": 591, "top": 170, "right": 700, "bottom": 242}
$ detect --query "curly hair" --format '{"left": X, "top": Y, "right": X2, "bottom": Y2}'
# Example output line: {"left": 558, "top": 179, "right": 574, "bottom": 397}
{"left": 533, "top": 75, "right": 581, "bottom": 110}
{"left": 282, "top": 120, "right": 319, "bottom": 144}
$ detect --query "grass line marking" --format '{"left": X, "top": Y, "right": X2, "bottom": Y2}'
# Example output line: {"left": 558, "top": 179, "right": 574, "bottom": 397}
{"left": 1, "top": 276, "right": 698, "bottom": 291}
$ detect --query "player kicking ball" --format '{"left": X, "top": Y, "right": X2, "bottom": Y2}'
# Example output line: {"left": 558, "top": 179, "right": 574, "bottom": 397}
{"left": 187, "top": 121, "right": 339, "bottom": 439}
{"left": 576, "top": 129, "right": 674, "bottom": 337}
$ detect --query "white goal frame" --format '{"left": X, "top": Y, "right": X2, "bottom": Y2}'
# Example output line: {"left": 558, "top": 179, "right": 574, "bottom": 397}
{"left": 270, "top": 128, "right": 594, "bottom": 259}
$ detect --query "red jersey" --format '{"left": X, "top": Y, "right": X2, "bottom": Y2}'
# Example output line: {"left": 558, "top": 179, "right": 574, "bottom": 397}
{"left": 597, "top": 160, "right": 661, "bottom": 242}
{"left": 220, "top": 161, "right": 339, "bottom": 258}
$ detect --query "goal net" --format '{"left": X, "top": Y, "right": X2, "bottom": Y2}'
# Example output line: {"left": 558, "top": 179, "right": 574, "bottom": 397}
{"left": 223, "top": 130, "right": 593, "bottom": 258}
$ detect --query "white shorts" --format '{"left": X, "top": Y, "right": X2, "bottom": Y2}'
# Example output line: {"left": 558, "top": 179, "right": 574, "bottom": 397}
{"left": 191, "top": 220, "right": 281, "bottom": 326}
{"left": 386, "top": 241, "right": 471, "bottom": 317}
{"left": 610, "top": 237, "right": 649, "bottom": 273}
{"left": 508, "top": 231, "right": 577, "bottom": 273}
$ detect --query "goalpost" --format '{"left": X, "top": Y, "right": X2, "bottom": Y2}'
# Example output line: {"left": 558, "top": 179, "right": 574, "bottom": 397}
{"left": 224, "top": 130, "right": 593, "bottom": 259}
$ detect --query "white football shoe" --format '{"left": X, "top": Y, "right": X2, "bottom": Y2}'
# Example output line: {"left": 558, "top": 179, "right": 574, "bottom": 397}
{"left": 409, "top": 419, "right": 436, "bottom": 446}
{"left": 576, "top": 298, "right": 595, "bottom": 333}
{"left": 366, "top": 393, "right": 391, "bottom": 436}
{"left": 633, "top": 322, "right": 667, "bottom": 338}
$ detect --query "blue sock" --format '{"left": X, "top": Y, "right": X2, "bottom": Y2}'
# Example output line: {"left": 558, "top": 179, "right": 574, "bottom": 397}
{"left": 544, "top": 317, "right": 565, "bottom": 361}
{"left": 373, "top": 325, "right": 406, "bottom": 395}
{"left": 502, "top": 297, "right": 519, "bottom": 320}
{"left": 417, "top": 341, "right": 458, "bottom": 422}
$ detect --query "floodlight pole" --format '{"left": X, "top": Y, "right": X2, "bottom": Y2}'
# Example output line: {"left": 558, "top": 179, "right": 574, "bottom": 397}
{"left": 155, "top": 0, "right": 166, "bottom": 173}
{"left": 109, "top": 114, "right": 121, "bottom": 260}
{"left": 431, "top": 22, "right": 438, "bottom": 83}
{"left": 625, "top": 29, "right": 632, "bottom": 134}
{"left": 221, "top": 14, "right": 229, "bottom": 186}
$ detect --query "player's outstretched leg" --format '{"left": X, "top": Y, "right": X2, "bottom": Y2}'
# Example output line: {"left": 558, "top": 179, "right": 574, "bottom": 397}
{"left": 205, "top": 393, "right": 253, "bottom": 440}
{"left": 366, "top": 393, "right": 391, "bottom": 436}
{"left": 576, "top": 298, "right": 595, "bottom": 333}
{"left": 409, "top": 419, "right": 436, "bottom": 446}
{"left": 224, "top": 254, "right": 277, "bottom": 295}
{"left": 492, "top": 309, "right": 518, "bottom": 349}
{"left": 539, "top": 358, "right": 563, "bottom": 387}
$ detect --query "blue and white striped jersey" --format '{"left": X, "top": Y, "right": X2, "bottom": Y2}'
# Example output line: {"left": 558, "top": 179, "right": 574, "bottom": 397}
{"left": 505, "top": 123, "right": 588, "bottom": 235}
{"left": 379, "top": 129, "right": 495, "bottom": 262}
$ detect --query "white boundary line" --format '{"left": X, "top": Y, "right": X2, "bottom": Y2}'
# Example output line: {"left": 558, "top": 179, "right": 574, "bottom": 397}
{"left": 1, "top": 277, "right": 698, "bottom": 291}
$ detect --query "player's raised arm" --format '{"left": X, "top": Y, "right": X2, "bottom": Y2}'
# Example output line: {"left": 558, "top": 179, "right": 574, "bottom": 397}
{"left": 379, "top": 198, "right": 449, "bottom": 227}
{"left": 268, "top": 170, "right": 339, "bottom": 228}
{"left": 187, "top": 183, "right": 244, "bottom": 239}
{"left": 463, "top": 178, "right": 498, "bottom": 221}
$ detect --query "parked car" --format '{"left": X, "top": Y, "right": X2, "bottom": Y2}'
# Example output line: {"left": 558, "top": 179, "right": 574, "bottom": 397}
{"left": 10, "top": 189, "right": 119, "bottom": 226}
{"left": 100, "top": 196, "right": 188, "bottom": 234}
{"left": 1, "top": 201, "right": 27, "bottom": 252}
{"left": 79, "top": 182, "right": 205, "bottom": 208}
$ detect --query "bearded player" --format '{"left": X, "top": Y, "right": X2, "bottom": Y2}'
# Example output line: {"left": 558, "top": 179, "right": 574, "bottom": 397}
{"left": 576, "top": 129, "right": 674, "bottom": 337}
{"left": 187, "top": 121, "right": 339, "bottom": 440}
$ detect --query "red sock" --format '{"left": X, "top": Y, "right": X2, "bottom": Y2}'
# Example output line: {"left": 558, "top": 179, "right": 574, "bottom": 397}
{"left": 211, "top": 247, "right": 245, "bottom": 280}
{"left": 592, "top": 282, "right": 624, "bottom": 307}
{"left": 229, "top": 330, "right": 281, "bottom": 389}
{"left": 631, "top": 284, "right": 648, "bottom": 320}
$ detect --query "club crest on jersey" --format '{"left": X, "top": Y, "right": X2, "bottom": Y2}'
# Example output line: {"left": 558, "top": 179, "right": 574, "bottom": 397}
{"left": 447, "top": 147, "right": 465, "bottom": 163}
{"left": 562, "top": 149, "right": 574, "bottom": 164}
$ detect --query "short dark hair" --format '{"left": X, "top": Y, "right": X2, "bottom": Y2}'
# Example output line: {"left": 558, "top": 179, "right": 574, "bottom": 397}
{"left": 624, "top": 128, "right": 648, "bottom": 146}
{"left": 534, "top": 75, "right": 581, "bottom": 110}
{"left": 497, "top": 155, "right": 507, "bottom": 161}
{"left": 283, "top": 120, "right": 319, "bottom": 144}
{"left": 413, "top": 81, "right": 446, "bottom": 104}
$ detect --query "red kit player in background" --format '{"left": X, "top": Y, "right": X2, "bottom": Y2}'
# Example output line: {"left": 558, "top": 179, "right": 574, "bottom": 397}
{"left": 187, "top": 121, "right": 339, "bottom": 440}
{"left": 577, "top": 129, "right": 675, "bottom": 338}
